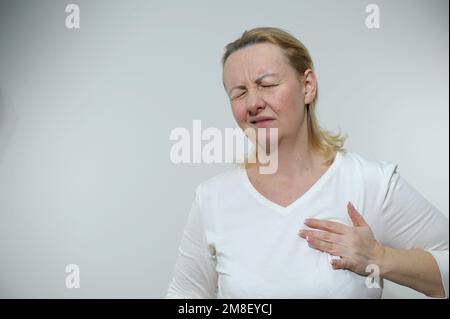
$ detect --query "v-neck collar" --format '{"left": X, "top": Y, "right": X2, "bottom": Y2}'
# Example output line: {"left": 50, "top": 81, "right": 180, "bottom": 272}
{"left": 241, "top": 151, "right": 343, "bottom": 216}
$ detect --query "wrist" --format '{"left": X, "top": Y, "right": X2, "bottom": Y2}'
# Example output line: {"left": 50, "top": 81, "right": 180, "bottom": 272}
{"left": 371, "top": 242, "right": 389, "bottom": 277}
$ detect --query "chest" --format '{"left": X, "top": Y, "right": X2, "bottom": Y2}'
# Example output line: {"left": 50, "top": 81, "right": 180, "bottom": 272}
{"left": 214, "top": 225, "right": 382, "bottom": 298}
{"left": 249, "top": 175, "right": 320, "bottom": 208}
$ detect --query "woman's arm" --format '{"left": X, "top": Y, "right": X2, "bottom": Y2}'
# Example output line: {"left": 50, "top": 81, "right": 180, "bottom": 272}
{"left": 166, "top": 185, "right": 218, "bottom": 298}
{"left": 378, "top": 169, "right": 449, "bottom": 298}
{"left": 299, "top": 200, "right": 448, "bottom": 298}
{"left": 299, "top": 170, "right": 449, "bottom": 299}
{"left": 379, "top": 246, "right": 446, "bottom": 297}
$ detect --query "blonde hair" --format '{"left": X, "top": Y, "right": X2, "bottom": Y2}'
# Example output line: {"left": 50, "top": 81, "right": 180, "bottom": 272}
{"left": 222, "top": 27, "right": 347, "bottom": 166}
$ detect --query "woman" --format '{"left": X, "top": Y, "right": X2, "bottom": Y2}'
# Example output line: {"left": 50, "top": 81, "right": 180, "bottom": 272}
{"left": 166, "top": 27, "right": 448, "bottom": 298}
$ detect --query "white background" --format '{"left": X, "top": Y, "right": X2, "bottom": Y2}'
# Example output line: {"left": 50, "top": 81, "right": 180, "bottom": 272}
{"left": 0, "top": 0, "right": 448, "bottom": 298}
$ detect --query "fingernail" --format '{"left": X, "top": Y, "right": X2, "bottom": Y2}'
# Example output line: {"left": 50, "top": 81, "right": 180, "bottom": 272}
{"left": 298, "top": 230, "right": 307, "bottom": 237}
{"left": 304, "top": 218, "right": 312, "bottom": 224}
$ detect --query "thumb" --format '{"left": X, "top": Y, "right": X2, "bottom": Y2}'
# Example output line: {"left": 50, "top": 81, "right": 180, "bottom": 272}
{"left": 347, "top": 201, "right": 367, "bottom": 227}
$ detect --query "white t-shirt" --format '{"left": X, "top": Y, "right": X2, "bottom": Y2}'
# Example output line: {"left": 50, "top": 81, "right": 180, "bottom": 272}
{"left": 166, "top": 150, "right": 449, "bottom": 298}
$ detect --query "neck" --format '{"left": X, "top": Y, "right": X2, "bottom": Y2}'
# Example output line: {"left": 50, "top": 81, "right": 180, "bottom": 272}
{"left": 252, "top": 120, "right": 322, "bottom": 179}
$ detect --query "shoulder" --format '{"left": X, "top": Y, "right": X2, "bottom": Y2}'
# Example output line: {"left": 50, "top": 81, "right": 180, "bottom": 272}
{"left": 194, "top": 167, "right": 243, "bottom": 200}
{"left": 339, "top": 150, "right": 398, "bottom": 182}
{"left": 338, "top": 151, "right": 400, "bottom": 210}
{"left": 336, "top": 151, "right": 400, "bottom": 205}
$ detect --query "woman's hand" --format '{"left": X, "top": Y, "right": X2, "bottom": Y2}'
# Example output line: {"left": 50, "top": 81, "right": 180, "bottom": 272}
{"left": 298, "top": 202, "right": 385, "bottom": 276}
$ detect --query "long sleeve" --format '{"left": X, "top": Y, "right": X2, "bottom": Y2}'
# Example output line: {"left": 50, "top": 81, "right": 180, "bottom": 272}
{"left": 380, "top": 165, "right": 449, "bottom": 297}
{"left": 165, "top": 185, "right": 218, "bottom": 298}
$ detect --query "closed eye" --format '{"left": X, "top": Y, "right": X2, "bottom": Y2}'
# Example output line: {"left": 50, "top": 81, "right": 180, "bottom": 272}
{"left": 260, "top": 83, "right": 279, "bottom": 88}
{"left": 231, "top": 90, "right": 247, "bottom": 100}
{"left": 230, "top": 83, "right": 278, "bottom": 100}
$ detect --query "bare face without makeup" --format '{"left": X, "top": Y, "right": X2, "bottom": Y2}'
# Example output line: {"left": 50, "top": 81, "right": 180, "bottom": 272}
{"left": 223, "top": 42, "right": 312, "bottom": 146}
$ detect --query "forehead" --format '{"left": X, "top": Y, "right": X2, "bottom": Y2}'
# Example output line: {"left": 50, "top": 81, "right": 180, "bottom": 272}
{"left": 223, "top": 43, "right": 289, "bottom": 85}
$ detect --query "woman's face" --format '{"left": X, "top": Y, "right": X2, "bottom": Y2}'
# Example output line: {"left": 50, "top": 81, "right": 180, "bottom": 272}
{"left": 223, "top": 42, "right": 315, "bottom": 146}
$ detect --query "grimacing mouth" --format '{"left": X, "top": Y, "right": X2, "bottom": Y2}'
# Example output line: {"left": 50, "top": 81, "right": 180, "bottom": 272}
{"left": 249, "top": 116, "right": 276, "bottom": 124}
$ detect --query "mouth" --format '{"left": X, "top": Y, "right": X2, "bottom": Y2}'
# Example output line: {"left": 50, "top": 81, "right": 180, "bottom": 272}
{"left": 250, "top": 117, "right": 275, "bottom": 127}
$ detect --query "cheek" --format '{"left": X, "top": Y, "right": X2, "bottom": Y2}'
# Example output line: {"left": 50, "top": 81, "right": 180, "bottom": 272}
{"left": 231, "top": 102, "right": 247, "bottom": 125}
{"left": 269, "top": 87, "right": 303, "bottom": 116}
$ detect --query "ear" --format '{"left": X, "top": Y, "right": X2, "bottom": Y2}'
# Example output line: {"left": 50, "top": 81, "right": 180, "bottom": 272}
{"left": 303, "top": 69, "right": 317, "bottom": 105}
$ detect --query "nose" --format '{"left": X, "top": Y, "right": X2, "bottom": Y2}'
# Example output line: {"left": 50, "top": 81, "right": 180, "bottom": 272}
{"left": 246, "top": 89, "right": 266, "bottom": 116}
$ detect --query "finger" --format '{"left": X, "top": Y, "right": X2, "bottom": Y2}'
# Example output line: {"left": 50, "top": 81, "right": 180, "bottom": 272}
{"left": 330, "top": 257, "right": 352, "bottom": 270}
{"left": 304, "top": 218, "right": 350, "bottom": 235}
{"left": 347, "top": 201, "right": 367, "bottom": 227}
{"left": 298, "top": 229, "right": 346, "bottom": 245}
{"left": 306, "top": 237, "right": 343, "bottom": 256}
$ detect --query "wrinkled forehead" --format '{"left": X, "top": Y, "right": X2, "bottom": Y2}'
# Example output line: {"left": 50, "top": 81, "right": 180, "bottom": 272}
{"left": 222, "top": 43, "right": 289, "bottom": 88}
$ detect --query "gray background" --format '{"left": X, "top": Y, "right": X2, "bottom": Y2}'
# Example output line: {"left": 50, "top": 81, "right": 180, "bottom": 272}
{"left": 0, "top": 0, "right": 448, "bottom": 298}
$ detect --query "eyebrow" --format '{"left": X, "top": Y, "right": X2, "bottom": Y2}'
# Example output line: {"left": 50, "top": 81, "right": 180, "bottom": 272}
{"left": 227, "top": 72, "right": 279, "bottom": 95}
